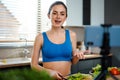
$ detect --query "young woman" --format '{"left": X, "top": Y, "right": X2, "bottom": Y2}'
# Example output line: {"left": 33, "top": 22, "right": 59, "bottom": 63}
{"left": 31, "top": 1, "right": 87, "bottom": 80}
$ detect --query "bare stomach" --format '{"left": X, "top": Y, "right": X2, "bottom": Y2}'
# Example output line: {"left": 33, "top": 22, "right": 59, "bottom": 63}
{"left": 43, "top": 61, "right": 71, "bottom": 76}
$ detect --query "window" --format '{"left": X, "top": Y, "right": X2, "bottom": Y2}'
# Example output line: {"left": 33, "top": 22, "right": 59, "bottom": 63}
{"left": 0, "top": 0, "right": 66, "bottom": 41}
{"left": 0, "top": 0, "right": 37, "bottom": 41}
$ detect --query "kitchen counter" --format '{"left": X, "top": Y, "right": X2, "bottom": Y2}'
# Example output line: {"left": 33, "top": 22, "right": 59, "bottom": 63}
{"left": 84, "top": 53, "right": 112, "bottom": 60}
{"left": 0, "top": 58, "right": 42, "bottom": 69}
{"left": 0, "top": 54, "right": 112, "bottom": 69}
{"left": 107, "top": 75, "right": 120, "bottom": 80}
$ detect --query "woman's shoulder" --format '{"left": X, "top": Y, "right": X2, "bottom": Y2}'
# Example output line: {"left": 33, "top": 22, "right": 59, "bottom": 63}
{"left": 67, "top": 29, "right": 76, "bottom": 38}
{"left": 36, "top": 32, "right": 43, "bottom": 38}
{"left": 34, "top": 33, "right": 44, "bottom": 42}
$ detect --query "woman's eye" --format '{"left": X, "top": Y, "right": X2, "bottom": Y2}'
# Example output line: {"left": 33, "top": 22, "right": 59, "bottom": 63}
{"left": 61, "top": 14, "right": 65, "bottom": 16}
{"left": 53, "top": 13, "right": 57, "bottom": 15}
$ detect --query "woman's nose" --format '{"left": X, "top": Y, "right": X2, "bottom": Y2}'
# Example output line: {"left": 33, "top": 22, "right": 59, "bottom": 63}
{"left": 56, "top": 14, "right": 60, "bottom": 18}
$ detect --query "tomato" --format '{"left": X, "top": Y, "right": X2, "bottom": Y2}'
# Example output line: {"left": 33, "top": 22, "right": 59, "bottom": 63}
{"left": 110, "top": 68, "right": 120, "bottom": 75}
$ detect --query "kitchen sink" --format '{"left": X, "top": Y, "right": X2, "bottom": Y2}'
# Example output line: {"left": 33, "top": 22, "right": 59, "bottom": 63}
{"left": 0, "top": 62, "right": 4, "bottom": 65}
{"left": 0, "top": 58, "right": 31, "bottom": 64}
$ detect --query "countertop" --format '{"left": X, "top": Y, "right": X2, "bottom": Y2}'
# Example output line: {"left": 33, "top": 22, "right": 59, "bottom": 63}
{"left": 0, "top": 58, "right": 42, "bottom": 68}
{"left": 0, "top": 54, "right": 112, "bottom": 69}
{"left": 107, "top": 75, "right": 120, "bottom": 80}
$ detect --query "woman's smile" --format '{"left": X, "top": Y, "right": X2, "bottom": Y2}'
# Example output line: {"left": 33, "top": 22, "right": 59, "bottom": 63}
{"left": 54, "top": 20, "right": 62, "bottom": 24}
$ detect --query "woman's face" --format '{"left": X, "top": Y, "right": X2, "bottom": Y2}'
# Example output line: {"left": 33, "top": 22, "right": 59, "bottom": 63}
{"left": 48, "top": 4, "right": 67, "bottom": 28}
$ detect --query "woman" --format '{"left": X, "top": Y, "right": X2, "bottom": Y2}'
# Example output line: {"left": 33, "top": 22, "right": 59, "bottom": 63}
{"left": 31, "top": 1, "right": 87, "bottom": 80}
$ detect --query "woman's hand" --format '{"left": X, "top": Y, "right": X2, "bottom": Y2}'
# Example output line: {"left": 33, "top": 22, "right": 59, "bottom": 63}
{"left": 46, "top": 69, "right": 63, "bottom": 80}
{"left": 72, "top": 50, "right": 90, "bottom": 64}
{"left": 74, "top": 50, "right": 91, "bottom": 59}
{"left": 73, "top": 50, "right": 85, "bottom": 59}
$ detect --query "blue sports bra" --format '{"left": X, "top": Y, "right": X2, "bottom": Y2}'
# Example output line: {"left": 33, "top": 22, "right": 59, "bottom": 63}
{"left": 42, "top": 30, "right": 72, "bottom": 62}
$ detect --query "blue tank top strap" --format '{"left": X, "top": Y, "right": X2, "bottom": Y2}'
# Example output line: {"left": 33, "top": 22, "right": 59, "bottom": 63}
{"left": 42, "top": 32, "right": 47, "bottom": 39}
{"left": 65, "top": 29, "right": 71, "bottom": 43}
{"left": 42, "top": 30, "right": 71, "bottom": 44}
{"left": 42, "top": 32, "right": 48, "bottom": 43}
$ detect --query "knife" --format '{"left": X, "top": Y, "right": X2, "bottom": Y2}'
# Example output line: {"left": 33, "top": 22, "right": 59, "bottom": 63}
{"left": 58, "top": 73, "right": 67, "bottom": 80}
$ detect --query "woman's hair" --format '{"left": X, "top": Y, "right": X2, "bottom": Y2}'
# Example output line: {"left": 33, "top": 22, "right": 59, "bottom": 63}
{"left": 48, "top": 1, "right": 67, "bottom": 17}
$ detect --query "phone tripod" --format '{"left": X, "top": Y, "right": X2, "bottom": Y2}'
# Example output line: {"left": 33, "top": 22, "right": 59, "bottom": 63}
{"left": 95, "top": 24, "right": 119, "bottom": 80}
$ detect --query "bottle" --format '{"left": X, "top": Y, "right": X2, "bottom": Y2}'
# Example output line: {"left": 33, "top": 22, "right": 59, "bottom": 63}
{"left": 80, "top": 41, "right": 86, "bottom": 51}
{"left": 87, "top": 42, "right": 93, "bottom": 54}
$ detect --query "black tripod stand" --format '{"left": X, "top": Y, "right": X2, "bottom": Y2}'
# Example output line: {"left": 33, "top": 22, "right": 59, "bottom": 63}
{"left": 95, "top": 24, "right": 119, "bottom": 80}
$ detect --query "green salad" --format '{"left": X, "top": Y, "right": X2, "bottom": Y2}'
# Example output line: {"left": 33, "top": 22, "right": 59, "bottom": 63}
{"left": 91, "top": 64, "right": 102, "bottom": 78}
{"left": 67, "top": 72, "right": 93, "bottom": 80}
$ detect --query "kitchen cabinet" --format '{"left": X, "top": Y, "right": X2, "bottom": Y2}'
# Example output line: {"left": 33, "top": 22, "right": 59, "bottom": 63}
{"left": 71, "top": 59, "right": 101, "bottom": 74}
{"left": 71, "top": 54, "right": 112, "bottom": 74}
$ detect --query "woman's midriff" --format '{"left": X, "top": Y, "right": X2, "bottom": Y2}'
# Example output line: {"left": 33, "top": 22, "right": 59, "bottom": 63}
{"left": 43, "top": 61, "right": 71, "bottom": 76}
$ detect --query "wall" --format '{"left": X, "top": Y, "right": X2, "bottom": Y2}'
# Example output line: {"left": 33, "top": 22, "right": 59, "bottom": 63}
{"left": 66, "top": 0, "right": 104, "bottom": 26}
{"left": 91, "top": 0, "right": 104, "bottom": 25}
{"left": 66, "top": 0, "right": 83, "bottom": 26}
{"left": 66, "top": 0, "right": 120, "bottom": 26}
{"left": 105, "top": 0, "right": 120, "bottom": 25}
{"left": 65, "top": 26, "right": 84, "bottom": 41}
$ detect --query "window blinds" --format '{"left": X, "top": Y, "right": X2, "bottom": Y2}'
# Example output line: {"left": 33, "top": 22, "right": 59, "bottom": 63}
{"left": 37, "top": 0, "right": 41, "bottom": 33}
{"left": 0, "top": 0, "right": 38, "bottom": 41}
{"left": 0, "top": 1, "right": 20, "bottom": 40}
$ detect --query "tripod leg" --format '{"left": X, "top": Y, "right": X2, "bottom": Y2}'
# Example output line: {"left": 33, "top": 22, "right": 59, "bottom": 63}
{"left": 94, "top": 70, "right": 107, "bottom": 80}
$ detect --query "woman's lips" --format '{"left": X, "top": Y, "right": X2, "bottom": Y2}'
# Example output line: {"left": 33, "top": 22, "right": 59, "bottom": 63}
{"left": 55, "top": 20, "right": 61, "bottom": 24}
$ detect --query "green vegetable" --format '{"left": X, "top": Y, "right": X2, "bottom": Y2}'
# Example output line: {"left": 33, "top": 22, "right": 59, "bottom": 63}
{"left": 67, "top": 72, "right": 93, "bottom": 80}
{"left": 92, "top": 64, "right": 101, "bottom": 71}
{"left": 91, "top": 64, "right": 102, "bottom": 78}
{"left": 0, "top": 68, "right": 54, "bottom": 80}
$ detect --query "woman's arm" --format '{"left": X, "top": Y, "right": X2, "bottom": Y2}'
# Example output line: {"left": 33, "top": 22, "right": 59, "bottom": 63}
{"left": 70, "top": 30, "right": 85, "bottom": 64}
{"left": 31, "top": 33, "right": 45, "bottom": 70}
{"left": 31, "top": 33, "right": 63, "bottom": 79}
